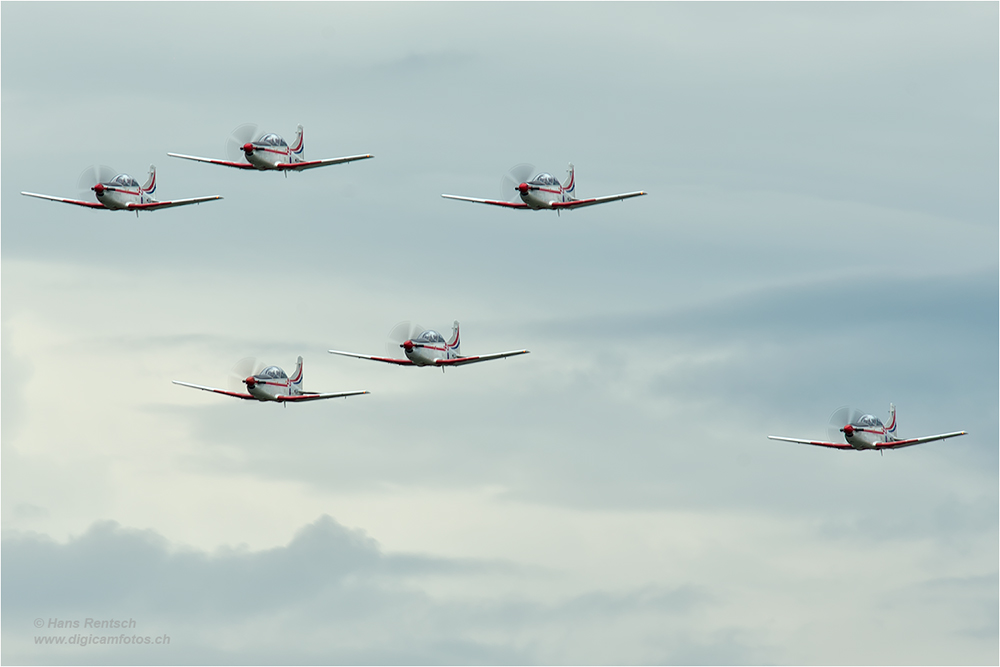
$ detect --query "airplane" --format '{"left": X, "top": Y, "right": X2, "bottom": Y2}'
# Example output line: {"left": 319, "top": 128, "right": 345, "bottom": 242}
{"left": 167, "top": 123, "right": 373, "bottom": 174}
{"left": 767, "top": 404, "right": 967, "bottom": 452}
{"left": 441, "top": 163, "right": 646, "bottom": 211}
{"left": 328, "top": 321, "right": 529, "bottom": 370}
{"left": 173, "top": 356, "right": 368, "bottom": 404}
{"left": 21, "top": 164, "right": 221, "bottom": 217}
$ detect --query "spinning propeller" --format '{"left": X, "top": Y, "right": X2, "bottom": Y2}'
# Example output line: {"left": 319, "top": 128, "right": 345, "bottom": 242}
{"left": 225, "top": 123, "right": 260, "bottom": 162}
{"left": 499, "top": 163, "right": 535, "bottom": 202}
{"left": 828, "top": 406, "right": 866, "bottom": 442}
{"left": 78, "top": 164, "right": 117, "bottom": 198}
{"left": 386, "top": 321, "right": 425, "bottom": 358}
{"left": 228, "top": 357, "right": 265, "bottom": 393}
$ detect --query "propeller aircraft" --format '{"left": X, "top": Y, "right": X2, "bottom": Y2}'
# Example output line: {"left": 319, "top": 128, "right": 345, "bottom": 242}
{"left": 21, "top": 165, "right": 221, "bottom": 217}
{"left": 328, "top": 321, "right": 529, "bottom": 369}
{"left": 442, "top": 163, "right": 646, "bottom": 212}
{"left": 173, "top": 356, "right": 368, "bottom": 404}
{"left": 168, "top": 123, "right": 373, "bottom": 174}
{"left": 768, "top": 404, "right": 967, "bottom": 452}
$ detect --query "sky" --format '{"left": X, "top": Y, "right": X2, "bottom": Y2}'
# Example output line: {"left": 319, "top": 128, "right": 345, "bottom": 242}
{"left": 2, "top": 2, "right": 997, "bottom": 664}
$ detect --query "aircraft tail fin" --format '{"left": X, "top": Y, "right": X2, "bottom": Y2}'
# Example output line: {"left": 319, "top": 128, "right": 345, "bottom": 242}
{"left": 447, "top": 321, "right": 461, "bottom": 356}
{"left": 563, "top": 163, "right": 576, "bottom": 198}
{"left": 141, "top": 164, "right": 157, "bottom": 194}
{"left": 886, "top": 403, "right": 897, "bottom": 435}
{"left": 290, "top": 124, "right": 305, "bottom": 160}
{"left": 290, "top": 356, "right": 304, "bottom": 391}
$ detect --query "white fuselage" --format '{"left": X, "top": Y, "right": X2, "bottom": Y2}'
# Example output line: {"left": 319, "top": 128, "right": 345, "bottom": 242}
{"left": 242, "top": 133, "right": 304, "bottom": 170}
{"left": 401, "top": 330, "right": 461, "bottom": 365}
{"left": 247, "top": 378, "right": 293, "bottom": 401}
{"left": 245, "top": 366, "right": 304, "bottom": 401}
{"left": 245, "top": 146, "right": 294, "bottom": 169}
{"left": 843, "top": 425, "right": 891, "bottom": 450}
{"left": 403, "top": 343, "right": 458, "bottom": 366}
{"left": 94, "top": 184, "right": 153, "bottom": 210}
{"left": 519, "top": 185, "right": 570, "bottom": 209}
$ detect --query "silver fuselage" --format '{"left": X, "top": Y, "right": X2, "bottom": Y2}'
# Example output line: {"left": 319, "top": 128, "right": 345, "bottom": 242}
{"left": 519, "top": 185, "right": 571, "bottom": 209}
{"left": 403, "top": 343, "right": 460, "bottom": 366}
{"left": 95, "top": 185, "right": 153, "bottom": 210}
{"left": 245, "top": 369, "right": 304, "bottom": 401}
{"left": 843, "top": 426, "right": 891, "bottom": 449}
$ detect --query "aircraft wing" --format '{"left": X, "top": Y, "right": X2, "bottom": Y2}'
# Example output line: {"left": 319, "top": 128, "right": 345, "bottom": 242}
{"left": 434, "top": 350, "right": 530, "bottom": 367}
{"left": 167, "top": 153, "right": 258, "bottom": 169}
{"left": 277, "top": 390, "right": 370, "bottom": 402}
{"left": 328, "top": 350, "right": 415, "bottom": 366}
{"left": 877, "top": 431, "right": 968, "bottom": 449}
{"left": 766, "top": 435, "right": 854, "bottom": 449}
{"left": 440, "top": 194, "right": 529, "bottom": 209}
{"left": 172, "top": 380, "right": 255, "bottom": 400}
{"left": 278, "top": 154, "right": 375, "bottom": 171}
{"left": 127, "top": 196, "right": 223, "bottom": 211}
{"left": 550, "top": 191, "right": 647, "bottom": 210}
{"left": 21, "top": 192, "right": 106, "bottom": 208}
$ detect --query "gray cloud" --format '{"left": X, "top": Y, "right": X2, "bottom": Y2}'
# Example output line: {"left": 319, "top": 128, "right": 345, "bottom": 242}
{"left": 3, "top": 515, "right": 718, "bottom": 665}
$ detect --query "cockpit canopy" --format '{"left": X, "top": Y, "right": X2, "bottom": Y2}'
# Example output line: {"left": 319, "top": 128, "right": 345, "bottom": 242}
{"left": 258, "top": 366, "right": 287, "bottom": 379}
{"left": 414, "top": 330, "right": 445, "bottom": 344}
{"left": 856, "top": 415, "right": 883, "bottom": 427}
{"left": 111, "top": 174, "right": 139, "bottom": 187}
{"left": 257, "top": 133, "right": 287, "bottom": 147}
{"left": 530, "top": 173, "right": 560, "bottom": 186}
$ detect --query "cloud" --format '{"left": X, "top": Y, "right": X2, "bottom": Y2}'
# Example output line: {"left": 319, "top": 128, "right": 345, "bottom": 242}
{"left": 3, "top": 515, "right": 722, "bottom": 665}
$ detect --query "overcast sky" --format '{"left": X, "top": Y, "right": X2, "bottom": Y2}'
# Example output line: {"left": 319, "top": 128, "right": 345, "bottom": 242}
{"left": 2, "top": 2, "right": 997, "bottom": 665}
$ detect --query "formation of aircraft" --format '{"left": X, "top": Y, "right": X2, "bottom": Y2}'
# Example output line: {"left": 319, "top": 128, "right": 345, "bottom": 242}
{"left": 21, "top": 165, "right": 221, "bottom": 216}
{"left": 167, "top": 123, "right": 373, "bottom": 173}
{"left": 767, "top": 404, "right": 967, "bottom": 451}
{"left": 173, "top": 357, "right": 368, "bottom": 404}
{"left": 442, "top": 163, "right": 646, "bottom": 211}
{"left": 328, "top": 321, "right": 529, "bottom": 369}
{"left": 25, "top": 124, "right": 969, "bottom": 448}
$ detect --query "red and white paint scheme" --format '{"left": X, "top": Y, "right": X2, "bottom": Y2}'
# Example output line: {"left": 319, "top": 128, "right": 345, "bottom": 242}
{"left": 442, "top": 163, "right": 646, "bottom": 211}
{"left": 21, "top": 165, "right": 221, "bottom": 217}
{"left": 167, "top": 124, "right": 373, "bottom": 173}
{"left": 329, "top": 321, "right": 529, "bottom": 369}
{"left": 768, "top": 404, "right": 967, "bottom": 451}
{"left": 173, "top": 356, "right": 368, "bottom": 404}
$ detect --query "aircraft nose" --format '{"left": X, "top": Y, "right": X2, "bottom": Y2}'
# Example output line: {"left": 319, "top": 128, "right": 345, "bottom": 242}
{"left": 842, "top": 424, "right": 855, "bottom": 437}
{"left": 244, "top": 375, "right": 256, "bottom": 388}
{"left": 243, "top": 142, "right": 254, "bottom": 154}
{"left": 401, "top": 340, "right": 414, "bottom": 352}
{"left": 517, "top": 182, "right": 529, "bottom": 195}
{"left": 92, "top": 182, "right": 105, "bottom": 196}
